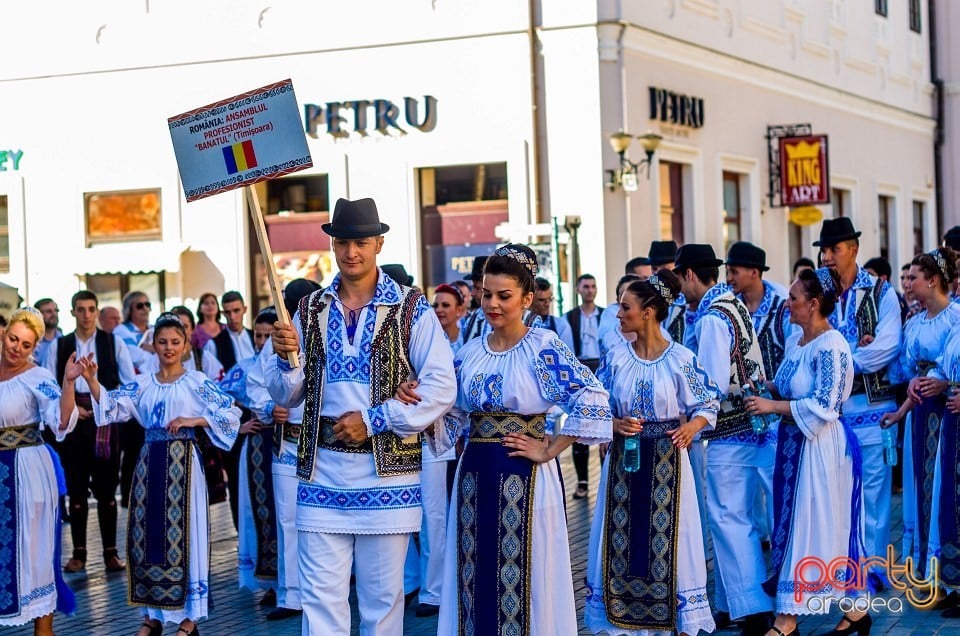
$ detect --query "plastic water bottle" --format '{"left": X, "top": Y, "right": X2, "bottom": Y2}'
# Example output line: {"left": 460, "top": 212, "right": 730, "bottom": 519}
{"left": 743, "top": 386, "right": 771, "bottom": 434}
{"left": 623, "top": 434, "right": 641, "bottom": 473}
{"left": 882, "top": 426, "right": 898, "bottom": 466}
{"left": 744, "top": 375, "right": 777, "bottom": 434}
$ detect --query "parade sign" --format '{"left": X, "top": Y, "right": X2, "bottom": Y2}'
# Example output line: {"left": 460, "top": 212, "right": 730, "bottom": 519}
{"left": 168, "top": 79, "right": 313, "bottom": 202}
{"left": 779, "top": 135, "right": 830, "bottom": 207}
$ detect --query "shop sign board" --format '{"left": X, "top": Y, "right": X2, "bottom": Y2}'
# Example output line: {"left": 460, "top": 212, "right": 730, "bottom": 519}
{"left": 168, "top": 79, "right": 313, "bottom": 202}
{"left": 648, "top": 87, "right": 704, "bottom": 129}
{"left": 779, "top": 135, "right": 830, "bottom": 207}
{"left": 0, "top": 150, "right": 23, "bottom": 171}
{"left": 788, "top": 206, "right": 824, "bottom": 227}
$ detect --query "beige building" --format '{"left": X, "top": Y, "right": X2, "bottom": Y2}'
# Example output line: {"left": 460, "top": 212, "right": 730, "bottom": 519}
{"left": 0, "top": 1, "right": 938, "bottom": 322}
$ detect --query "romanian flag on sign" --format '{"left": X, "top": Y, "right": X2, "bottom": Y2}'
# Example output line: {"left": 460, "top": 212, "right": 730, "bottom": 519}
{"left": 222, "top": 140, "right": 258, "bottom": 175}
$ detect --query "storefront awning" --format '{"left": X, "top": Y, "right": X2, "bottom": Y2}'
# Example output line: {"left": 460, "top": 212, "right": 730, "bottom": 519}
{"left": 75, "top": 242, "right": 188, "bottom": 276}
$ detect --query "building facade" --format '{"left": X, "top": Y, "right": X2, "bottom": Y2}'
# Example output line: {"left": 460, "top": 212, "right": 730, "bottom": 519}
{"left": 0, "top": 0, "right": 937, "bottom": 323}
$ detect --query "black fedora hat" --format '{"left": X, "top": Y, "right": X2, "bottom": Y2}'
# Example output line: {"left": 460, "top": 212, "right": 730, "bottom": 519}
{"left": 648, "top": 240, "right": 679, "bottom": 267}
{"left": 322, "top": 198, "right": 390, "bottom": 239}
{"left": 813, "top": 217, "right": 861, "bottom": 247}
{"left": 725, "top": 241, "right": 769, "bottom": 271}
{"left": 381, "top": 264, "right": 414, "bottom": 287}
{"left": 943, "top": 225, "right": 960, "bottom": 251}
{"left": 675, "top": 243, "right": 723, "bottom": 269}
{"left": 470, "top": 256, "right": 488, "bottom": 282}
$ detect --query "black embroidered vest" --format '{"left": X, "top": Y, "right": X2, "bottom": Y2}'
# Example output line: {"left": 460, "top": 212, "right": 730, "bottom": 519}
{"left": 667, "top": 305, "right": 687, "bottom": 343}
{"left": 296, "top": 286, "right": 424, "bottom": 481}
{"left": 851, "top": 279, "right": 896, "bottom": 403}
{"left": 756, "top": 295, "right": 788, "bottom": 381}
{"left": 700, "top": 295, "right": 764, "bottom": 440}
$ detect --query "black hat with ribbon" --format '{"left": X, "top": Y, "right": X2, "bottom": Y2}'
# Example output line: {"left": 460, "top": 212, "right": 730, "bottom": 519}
{"left": 724, "top": 241, "right": 769, "bottom": 271}
{"left": 675, "top": 243, "right": 723, "bottom": 269}
{"left": 321, "top": 198, "right": 390, "bottom": 239}
{"left": 648, "top": 240, "right": 679, "bottom": 267}
{"left": 813, "top": 217, "right": 861, "bottom": 248}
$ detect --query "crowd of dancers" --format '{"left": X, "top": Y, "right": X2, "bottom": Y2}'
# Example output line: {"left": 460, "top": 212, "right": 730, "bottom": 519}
{"left": 3, "top": 196, "right": 960, "bottom": 636}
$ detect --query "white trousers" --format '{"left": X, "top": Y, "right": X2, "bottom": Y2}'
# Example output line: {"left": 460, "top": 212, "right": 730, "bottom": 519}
{"left": 854, "top": 432, "right": 892, "bottom": 569}
{"left": 706, "top": 441, "right": 775, "bottom": 619}
{"left": 273, "top": 466, "right": 301, "bottom": 609}
{"left": 688, "top": 441, "right": 712, "bottom": 560}
{"left": 402, "top": 460, "right": 449, "bottom": 605}
{"left": 299, "top": 531, "right": 408, "bottom": 636}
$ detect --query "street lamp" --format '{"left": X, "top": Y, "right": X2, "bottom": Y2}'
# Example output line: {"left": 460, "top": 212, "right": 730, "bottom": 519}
{"left": 605, "top": 130, "right": 663, "bottom": 192}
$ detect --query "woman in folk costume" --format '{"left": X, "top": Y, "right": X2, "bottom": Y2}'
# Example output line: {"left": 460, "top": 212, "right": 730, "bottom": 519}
{"left": 882, "top": 248, "right": 960, "bottom": 582}
{"left": 84, "top": 312, "right": 241, "bottom": 636}
{"left": 406, "top": 244, "right": 612, "bottom": 635}
{"left": 744, "top": 268, "right": 864, "bottom": 636}
{"left": 0, "top": 309, "right": 80, "bottom": 635}
{"left": 584, "top": 271, "right": 720, "bottom": 636}
{"left": 934, "top": 318, "right": 960, "bottom": 616}
{"left": 219, "top": 307, "right": 280, "bottom": 601}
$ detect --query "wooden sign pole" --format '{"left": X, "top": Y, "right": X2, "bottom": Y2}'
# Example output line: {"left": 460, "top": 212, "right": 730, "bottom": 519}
{"left": 245, "top": 185, "right": 300, "bottom": 368}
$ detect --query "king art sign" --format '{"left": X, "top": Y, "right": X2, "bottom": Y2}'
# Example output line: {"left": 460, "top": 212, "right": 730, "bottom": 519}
{"left": 779, "top": 135, "right": 830, "bottom": 206}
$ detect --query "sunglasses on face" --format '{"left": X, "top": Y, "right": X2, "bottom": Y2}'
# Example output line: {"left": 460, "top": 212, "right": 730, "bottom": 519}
{"left": 135, "top": 301, "right": 151, "bottom": 310}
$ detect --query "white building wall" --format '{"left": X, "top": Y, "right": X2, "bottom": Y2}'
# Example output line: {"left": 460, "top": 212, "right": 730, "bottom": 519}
{"left": 0, "top": 1, "right": 537, "bottom": 321}
{"left": 594, "top": 0, "right": 935, "bottom": 287}
{"left": 0, "top": 0, "right": 940, "bottom": 318}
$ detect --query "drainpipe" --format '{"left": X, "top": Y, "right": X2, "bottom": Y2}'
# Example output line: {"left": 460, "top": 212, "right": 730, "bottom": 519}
{"left": 929, "top": 0, "right": 944, "bottom": 235}
{"left": 528, "top": 0, "right": 548, "bottom": 224}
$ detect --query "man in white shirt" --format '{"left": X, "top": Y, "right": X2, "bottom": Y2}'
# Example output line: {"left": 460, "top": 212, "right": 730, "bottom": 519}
{"left": 564, "top": 273, "right": 604, "bottom": 499}
{"left": 44, "top": 290, "right": 136, "bottom": 574}
{"left": 33, "top": 297, "right": 62, "bottom": 364}
{"left": 530, "top": 277, "right": 574, "bottom": 349}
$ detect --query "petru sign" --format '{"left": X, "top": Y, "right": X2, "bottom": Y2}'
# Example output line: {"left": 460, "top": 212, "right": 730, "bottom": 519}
{"left": 303, "top": 95, "right": 437, "bottom": 138}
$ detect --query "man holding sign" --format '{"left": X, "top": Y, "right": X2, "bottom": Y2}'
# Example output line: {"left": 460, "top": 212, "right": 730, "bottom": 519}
{"left": 267, "top": 198, "right": 456, "bottom": 635}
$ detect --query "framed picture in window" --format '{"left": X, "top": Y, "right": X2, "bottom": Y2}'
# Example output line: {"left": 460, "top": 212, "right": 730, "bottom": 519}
{"left": 85, "top": 188, "right": 162, "bottom": 245}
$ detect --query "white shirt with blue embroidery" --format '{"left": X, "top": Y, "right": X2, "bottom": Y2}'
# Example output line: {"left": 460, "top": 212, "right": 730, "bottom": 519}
{"left": 0, "top": 367, "right": 79, "bottom": 626}
{"left": 266, "top": 270, "right": 457, "bottom": 534}
{"left": 585, "top": 339, "right": 720, "bottom": 635}
{"left": 892, "top": 304, "right": 960, "bottom": 384}
{"left": 90, "top": 370, "right": 241, "bottom": 624}
{"left": 436, "top": 327, "right": 612, "bottom": 454}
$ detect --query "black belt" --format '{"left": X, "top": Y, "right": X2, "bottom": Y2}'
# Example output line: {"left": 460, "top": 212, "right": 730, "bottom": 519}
{"left": 317, "top": 416, "right": 373, "bottom": 454}
{"left": 0, "top": 424, "right": 42, "bottom": 451}
{"left": 282, "top": 423, "right": 302, "bottom": 444}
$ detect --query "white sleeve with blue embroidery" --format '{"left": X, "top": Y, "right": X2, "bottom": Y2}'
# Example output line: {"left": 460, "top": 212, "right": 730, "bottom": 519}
{"left": 789, "top": 332, "right": 854, "bottom": 440}
{"left": 265, "top": 310, "right": 307, "bottom": 409}
{"left": 676, "top": 350, "right": 722, "bottom": 428}
{"left": 360, "top": 295, "right": 457, "bottom": 438}
{"left": 536, "top": 336, "right": 612, "bottom": 444}
{"left": 31, "top": 369, "right": 79, "bottom": 442}
{"left": 93, "top": 379, "right": 144, "bottom": 428}
{"left": 189, "top": 372, "right": 242, "bottom": 451}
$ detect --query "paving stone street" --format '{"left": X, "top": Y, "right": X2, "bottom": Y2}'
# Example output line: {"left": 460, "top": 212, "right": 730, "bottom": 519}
{"left": 7, "top": 448, "right": 960, "bottom": 635}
